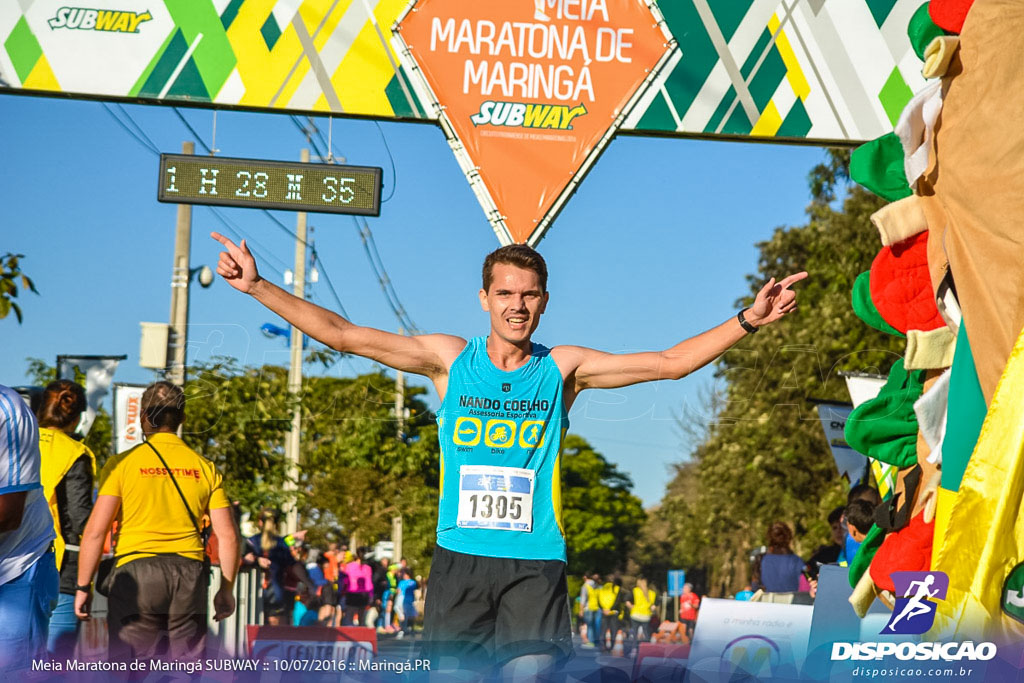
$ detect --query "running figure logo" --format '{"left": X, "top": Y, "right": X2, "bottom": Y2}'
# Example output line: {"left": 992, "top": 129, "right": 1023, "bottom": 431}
{"left": 883, "top": 571, "right": 949, "bottom": 634}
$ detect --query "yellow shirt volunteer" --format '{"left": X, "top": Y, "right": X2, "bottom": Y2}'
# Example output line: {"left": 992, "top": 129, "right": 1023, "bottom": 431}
{"left": 598, "top": 582, "right": 622, "bottom": 618}
{"left": 631, "top": 586, "right": 656, "bottom": 621}
{"left": 39, "top": 427, "right": 96, "bottom": 570}
{"left": 98, "top": 432, "right": 229, "bottom": 566}
{"left": 586, "top": 582, "right": 600, "bottom": 611}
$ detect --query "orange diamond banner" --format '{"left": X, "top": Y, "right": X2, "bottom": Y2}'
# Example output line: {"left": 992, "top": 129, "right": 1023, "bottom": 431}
{"left": 395, "top": 0, "right": 672, "bottom": 244}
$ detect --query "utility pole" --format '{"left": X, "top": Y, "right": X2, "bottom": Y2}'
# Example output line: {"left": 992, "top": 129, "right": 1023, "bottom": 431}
{"left": 284, "top": 148, "right": 309, "bottom": 536}
{"left": 392, "top": 516, "right": 403, "bottom": 565}
{"left": 167, "top": 140, "right": 194, "bottom": 386}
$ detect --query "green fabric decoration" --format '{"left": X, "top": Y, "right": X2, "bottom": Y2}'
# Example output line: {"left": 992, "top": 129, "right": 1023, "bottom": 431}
{"left": 941, "top": 322, "right": 987, "bottom": 492}
{"left": 850, "top": 133, "right": 913, "bottom": 202}
{"left": 848, "top": 523, "right": 887, "bottom": 588}
{"left": 908, "top": 3, "right": 946, "bottom": 60}
{"left": 851, "top": 271, "right": 905, "bottom": 337}
{"left": 845, "top": 359, "right": 926, "bottom": 468}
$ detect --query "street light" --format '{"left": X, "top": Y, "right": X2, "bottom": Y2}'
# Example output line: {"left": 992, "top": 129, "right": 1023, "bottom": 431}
{"left": 192, "top": 264, "right": 214, "bottom": 288}
{"left": 261, "top": 322, "right": 308, "bottom": 348}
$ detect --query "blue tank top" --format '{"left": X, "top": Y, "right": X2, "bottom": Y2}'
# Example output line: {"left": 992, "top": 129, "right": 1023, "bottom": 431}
{"left": 436, "top": 336, "right": 569, "bottom": 561}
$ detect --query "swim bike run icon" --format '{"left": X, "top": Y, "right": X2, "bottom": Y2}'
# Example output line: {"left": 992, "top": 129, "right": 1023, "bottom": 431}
{"left": 392, "top": 0, "right": 675, "bottom": 245}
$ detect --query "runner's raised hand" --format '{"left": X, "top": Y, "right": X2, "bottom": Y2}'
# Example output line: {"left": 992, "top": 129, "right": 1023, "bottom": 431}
{"left": 211, "top": 231, "right": 260, "bottom": 294}
{"left": 745, "top": 271, "right": 808, "bottom": 327}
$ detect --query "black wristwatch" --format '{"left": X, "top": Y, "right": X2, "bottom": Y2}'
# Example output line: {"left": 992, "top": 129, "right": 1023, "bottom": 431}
{"left": 75, "top": 583, "right": 92, "bottom": 593}
{"left": 737, "top": 309, "right": 759, "bottom": 334}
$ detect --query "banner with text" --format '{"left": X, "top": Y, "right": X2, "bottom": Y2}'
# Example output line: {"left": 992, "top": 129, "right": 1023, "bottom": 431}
{"left": 394, "top": 0, "right": 671, "bottom": 244}
{"left": 113, "top": 383, "right": 146, "bottom": 454}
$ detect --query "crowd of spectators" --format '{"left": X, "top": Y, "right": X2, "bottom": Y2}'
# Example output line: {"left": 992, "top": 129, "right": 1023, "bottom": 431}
{"left": 0, "top": 379, "right": 420, "bottom": 675}
{"left": 241, "top": 524, "right": 423, "bottom": 636}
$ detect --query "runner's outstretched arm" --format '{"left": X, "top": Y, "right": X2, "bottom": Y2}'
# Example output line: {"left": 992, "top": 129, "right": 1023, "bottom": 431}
{"left": 554, "top": 272, "right": 808, "bottom": 392}
{"left": 211, "top": 232, "right": 465, "bottom": 379}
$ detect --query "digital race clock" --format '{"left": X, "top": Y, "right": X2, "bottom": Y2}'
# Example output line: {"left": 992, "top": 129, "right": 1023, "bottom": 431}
{"left": 157, "top": 154, "right": 383, "bottom": 216}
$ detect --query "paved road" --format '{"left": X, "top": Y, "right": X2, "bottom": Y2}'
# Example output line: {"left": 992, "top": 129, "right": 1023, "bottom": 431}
{"left": 373, "top": 632, "right": 639, "bottom": 680}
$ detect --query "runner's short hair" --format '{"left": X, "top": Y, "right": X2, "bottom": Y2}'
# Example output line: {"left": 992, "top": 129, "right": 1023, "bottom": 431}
{"left": 482, "top": 244, "right": 548, "bottom": 292}
{"left": 848, "top": 483, "right": 881, "bottom": 507}
{"left": 828, "top": 505, "right": 845, "bottom": 525}
{"left": 845, "top": 498, "right": 876, "bottom": 534}
{"left": 141, "top": 380, "right": 185, "bottom": 430}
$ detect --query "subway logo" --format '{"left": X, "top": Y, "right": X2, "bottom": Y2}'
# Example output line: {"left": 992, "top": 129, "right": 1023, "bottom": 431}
{"left": 471, "top": 101, "right": 588, "bottom": 130}
{"left": 48, "top": 8, "right": 153, "bottom": 33}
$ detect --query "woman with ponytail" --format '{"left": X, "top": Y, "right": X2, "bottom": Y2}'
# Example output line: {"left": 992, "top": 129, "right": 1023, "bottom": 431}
{"left": 244, "top": 509, "right": 298, "bottom": 625}
{"left": 36, "top": 380, "right": 95, "bottom": 658}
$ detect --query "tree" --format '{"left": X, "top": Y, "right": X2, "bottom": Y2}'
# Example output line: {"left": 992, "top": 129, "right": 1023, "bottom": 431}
{"left": 560, "top": 434, "right": 646, "bottom": 578}
{"left": 1, "top": 253, "right": 37, "bottom": 323}
{"left": 641, "top": 150, "right": 906, "bottom": 595}
{"left": 24, "top": 357, "right": 114, "bottom": 467}
{"left": 182, "top": 359, "right": 295, "bottom": 514}
{"left": 181, "top": 360, "right": 442, "bottom": 570}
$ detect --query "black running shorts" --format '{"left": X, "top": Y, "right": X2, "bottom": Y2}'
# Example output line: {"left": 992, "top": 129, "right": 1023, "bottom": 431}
{"left": 421, "top": 545, "right": 573, "bottom": 669}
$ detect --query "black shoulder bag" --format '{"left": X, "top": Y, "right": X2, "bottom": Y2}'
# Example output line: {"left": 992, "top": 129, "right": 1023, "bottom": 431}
{"left": 96, "top": 441, "right": 212, "bottom": 596}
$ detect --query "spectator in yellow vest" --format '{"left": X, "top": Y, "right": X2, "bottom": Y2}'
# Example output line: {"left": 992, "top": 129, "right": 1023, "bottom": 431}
{"left": 597, "top": 576, "right": 625, "bottom": 653}
{"left": 580, "top": 572, "right": 600, "bottom": 648}
{"left": 626, "top": 577, "right": 657, "bottom": 646}
{"left": 36, "top": 380, "right": 95, "bottom": 659}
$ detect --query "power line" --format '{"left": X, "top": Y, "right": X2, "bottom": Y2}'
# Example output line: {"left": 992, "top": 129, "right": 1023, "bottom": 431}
{"left": 275, "top": 117, "right": 422, "bottom": 335}
{"left": 116, "top": 104, "right": 161, "bottom": 153}
{"left": 308, "top": 116, "right": 332, "bottom": 160}
{"left": 261, "top": 209, "right": 311, "bottom": 248}
{"left": 289, "top": 115, "right": 327, "bottom": 160}
{"left": 354, "top": 217, "right": 421, "bottom": 334}
{"left": 102, "top": 103, "right": 158, "bottom": 155}
{"left": 172, "top": 107, "right": 213, "bottom": 154}
{"left": 374, "top": 121, "right": 397, "bottom": 202}
{"left": 310, "top": 246, "right": 350, "bottom": 319}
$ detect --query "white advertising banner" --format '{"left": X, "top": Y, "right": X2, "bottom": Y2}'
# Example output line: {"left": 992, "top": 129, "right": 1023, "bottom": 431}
{"left": 113, "top": 383, "right": 147, "bottom": 454}
{"left": 816, "top": 402, "right": 869, "bottom": 486}
{"left": 686, "top": 597, "right": 813, "bottom": 683}
{"left": 57, "top": 354, "right": 125, "bottom": 436}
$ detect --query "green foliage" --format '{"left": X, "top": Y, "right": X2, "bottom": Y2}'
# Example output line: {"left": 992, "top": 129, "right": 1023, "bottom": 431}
{"left": 182, "top": 359, "right": 295, "bottom": 514}
{"left": 180, "top": 359, "right": 441, "bottom": 570}
{"left": 23, "top": 357, "right": 113, "bottom": 467}
{"left": 807, "top": 148, "right": 852, "bottom": 206}
{"left": 642, "top": 156, "right": 904, "bottom": 596}
{"left": 561, "top": 434, "right": 646, "bottom": 577}
{"left": 26, "top": 357, "right": 56, "bottom": 385}
{"left": 1, "top": 253, "right": 38, "bottom": 323}
{"left": 85, "top": 408, "right": 114, "bottom": 469}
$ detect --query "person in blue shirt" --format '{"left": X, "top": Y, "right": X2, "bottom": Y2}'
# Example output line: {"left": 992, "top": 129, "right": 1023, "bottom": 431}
{"left": 752, "top": 522, "right": 805, "bottom": 593}
{"left": 844, "top": 498, "right": 876, "bottom": 559}
{"left": 734, "top": 585, "right": 755, "bottom": 601}
{"left": 213, "top": 234, "right": 806, "bottom": 676}
{"left": 396, "top": 569, "right": 418, "bottom": 637}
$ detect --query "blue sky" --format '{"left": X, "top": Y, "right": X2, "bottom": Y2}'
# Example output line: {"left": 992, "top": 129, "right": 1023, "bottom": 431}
{"left": 0, "top": 94, "right": 827, "bottom": 505}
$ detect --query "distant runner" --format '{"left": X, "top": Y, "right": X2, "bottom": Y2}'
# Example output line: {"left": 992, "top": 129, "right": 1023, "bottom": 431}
{"left": 213, "top": 234, "right": 805, "bottom": 675}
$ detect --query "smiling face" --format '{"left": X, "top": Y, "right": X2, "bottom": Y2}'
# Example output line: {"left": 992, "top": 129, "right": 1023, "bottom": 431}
{"left": 479, "top": 262, "right": 549, "bottom": 347}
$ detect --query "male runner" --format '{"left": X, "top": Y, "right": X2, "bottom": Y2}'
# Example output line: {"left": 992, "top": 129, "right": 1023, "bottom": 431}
{"left": 212, "top": 234, "right": 805, "bottom": 674}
